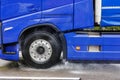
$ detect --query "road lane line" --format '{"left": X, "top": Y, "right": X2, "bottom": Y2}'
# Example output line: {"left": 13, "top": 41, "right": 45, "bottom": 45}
{"left": 0, "top": 77, "right": 80, "bottom": 80}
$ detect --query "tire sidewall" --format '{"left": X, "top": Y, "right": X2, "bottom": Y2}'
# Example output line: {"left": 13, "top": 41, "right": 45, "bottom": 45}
{"left": 22, "top": 31, "right": 61, "bottom": 68}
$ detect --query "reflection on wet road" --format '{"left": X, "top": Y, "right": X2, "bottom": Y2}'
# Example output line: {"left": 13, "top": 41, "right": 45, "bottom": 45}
{"left": 0, "top": 60, "right": 120, "bottom": 80}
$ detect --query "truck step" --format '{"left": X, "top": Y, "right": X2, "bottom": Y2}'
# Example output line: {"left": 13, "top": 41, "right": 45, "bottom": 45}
{"left": 4, "top": 52, "right": 16, "bottom": 54}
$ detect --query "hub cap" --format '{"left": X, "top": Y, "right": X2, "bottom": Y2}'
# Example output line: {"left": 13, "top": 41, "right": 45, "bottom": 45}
{"left": 29, "top": 39, "right": 52, "bottom": 63}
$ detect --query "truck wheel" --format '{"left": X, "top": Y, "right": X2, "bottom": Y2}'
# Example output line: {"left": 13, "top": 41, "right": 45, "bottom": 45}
{"left": 21, "top": 31, "right": 61, "bottom": 69}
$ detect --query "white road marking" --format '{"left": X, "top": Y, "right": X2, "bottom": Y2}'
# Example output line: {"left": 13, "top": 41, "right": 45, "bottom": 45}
{"left": 0, "top": 77, "right": 80, "bottom": 80}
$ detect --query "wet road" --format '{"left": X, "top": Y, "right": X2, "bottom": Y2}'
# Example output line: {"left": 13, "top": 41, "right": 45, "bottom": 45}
{"left": 0, "top": 60, "right": 120, "bottom": 80}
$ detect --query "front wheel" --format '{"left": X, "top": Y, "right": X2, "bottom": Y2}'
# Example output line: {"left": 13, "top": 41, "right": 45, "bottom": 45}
{"left": 21, "top": 31, "right": 62, "bottom": 69}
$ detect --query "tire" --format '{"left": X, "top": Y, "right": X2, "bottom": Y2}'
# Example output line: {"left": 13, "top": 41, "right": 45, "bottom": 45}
{"left": 21, "top": 31, "right": 62, "bottom": 69}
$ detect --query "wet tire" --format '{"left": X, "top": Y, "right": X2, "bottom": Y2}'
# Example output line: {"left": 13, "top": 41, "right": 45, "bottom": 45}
{"left": 21, "top": 31, "right": 61, "bottom": 69}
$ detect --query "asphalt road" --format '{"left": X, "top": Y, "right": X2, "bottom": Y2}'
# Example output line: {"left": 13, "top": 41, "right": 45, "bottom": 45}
{"left": 0, "top": 60, "right": 120, "bottom": 80}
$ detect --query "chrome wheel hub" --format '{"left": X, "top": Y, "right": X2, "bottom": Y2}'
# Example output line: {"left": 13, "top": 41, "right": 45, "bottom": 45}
{"left": 29, "top": 39, "right": 52, "bottom": 63}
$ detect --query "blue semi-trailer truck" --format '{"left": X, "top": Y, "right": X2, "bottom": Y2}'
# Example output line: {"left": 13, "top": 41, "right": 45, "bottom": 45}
{"left": 0, "top": 0, "right": 120, "bottom": 68}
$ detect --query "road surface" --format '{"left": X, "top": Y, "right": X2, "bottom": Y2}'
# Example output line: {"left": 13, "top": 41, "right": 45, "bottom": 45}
{"left": 0, "top": 60, "right": 120, "bottom": 80}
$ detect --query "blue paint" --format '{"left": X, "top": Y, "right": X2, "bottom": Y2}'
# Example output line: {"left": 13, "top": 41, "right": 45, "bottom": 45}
{"left": 0, "top": 44, "right": 19, "bottom": 61}
{"left": 65, "top": 32, "right": 120, "bottom": 60}
{"left": 1, "top": 0, "right": 42, "bottom": 20}
{"left": 1, "top": 0, "right": 74, "bottom": 44}
{"left": 101, "top": 0, "right": 120, "bottom": 26}
{"left": 0, "top": 0, "right": 75, "bottom": 60}
{"left": 0, "top": 0, "right": 120, "bottom": 61}
{"left": 74, "top": 0, "right": 94, "bottom": 29}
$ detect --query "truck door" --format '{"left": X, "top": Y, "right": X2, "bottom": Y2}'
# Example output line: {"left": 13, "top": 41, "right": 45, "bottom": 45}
{"left": 74, "top": 0, "right": 94, "bottom": 29}
{"left": 42, "top": 0, "right": 73, "bottom": 31}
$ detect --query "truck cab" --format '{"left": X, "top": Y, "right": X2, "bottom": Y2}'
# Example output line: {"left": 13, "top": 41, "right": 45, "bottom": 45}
{"left": 0, "top": 0, "right": 120, "bottom": 68}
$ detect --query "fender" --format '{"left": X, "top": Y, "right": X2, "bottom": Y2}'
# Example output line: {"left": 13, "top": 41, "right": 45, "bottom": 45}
{"left": 19, "top": 23, "right": 67, "bottom": 59}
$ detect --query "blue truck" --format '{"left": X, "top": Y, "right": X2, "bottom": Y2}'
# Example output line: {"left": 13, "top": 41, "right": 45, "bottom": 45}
{"left": 0, "top": 0, "right": 120, "bottom": 68}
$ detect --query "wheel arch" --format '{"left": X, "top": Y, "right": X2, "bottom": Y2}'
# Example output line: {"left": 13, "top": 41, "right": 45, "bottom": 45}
{"left": 19, "top": 23, "right": 67, "bottom": 59}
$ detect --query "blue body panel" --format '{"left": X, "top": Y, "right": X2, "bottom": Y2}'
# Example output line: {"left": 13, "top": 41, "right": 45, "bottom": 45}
{"left": 1, "top": 0, "right": 42, "bottom": 44}
{"left": 1, "top": 0, "right": 74, "bottom": 44}
{"left": 1, "top": 0, "right": 42, "bottom": 20}
{"left": 101, "top": 0, "right": 120, "bottom": 26}
{"left": 41, "top": 0, "right": 74, "bottom": 31}
{"left": 1, "top": 0, "right": 93, "bottom": 44}
{"left": 65, "top": 32, "right": 120, "bottom": 60}
{"left": 0, "top": 44, "right": 19, "bottom": 61}
{"left": 74, "top": 0, "right": 94, "bottom": 29}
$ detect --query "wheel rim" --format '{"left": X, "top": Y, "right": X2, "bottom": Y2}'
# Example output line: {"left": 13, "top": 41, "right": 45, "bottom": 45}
{"left": 29, "top": 39, "right": 52, "bottom": 64}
